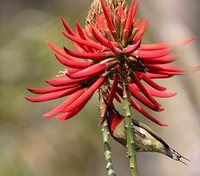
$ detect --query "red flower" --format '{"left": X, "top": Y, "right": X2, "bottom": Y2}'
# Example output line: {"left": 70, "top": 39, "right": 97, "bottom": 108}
{"left": 26, "top": 0, "right": 195, "bottom": 125}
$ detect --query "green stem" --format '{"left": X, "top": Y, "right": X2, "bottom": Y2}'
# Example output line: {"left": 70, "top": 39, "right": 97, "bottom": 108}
{"left": 101, "top": 121, "right": 117, "bottom": 176}
{"left": 123, "top": 81, "right": 138, "bottom": 176}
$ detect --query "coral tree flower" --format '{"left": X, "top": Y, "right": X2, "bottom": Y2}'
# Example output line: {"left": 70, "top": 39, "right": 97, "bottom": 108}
{"left": 26, "top": 0, "right": 195, "bottom": 126}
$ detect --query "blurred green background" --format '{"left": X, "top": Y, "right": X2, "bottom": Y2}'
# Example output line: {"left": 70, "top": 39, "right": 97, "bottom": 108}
{"left": 0, "top": 0, "right": 200, "bottom": 175}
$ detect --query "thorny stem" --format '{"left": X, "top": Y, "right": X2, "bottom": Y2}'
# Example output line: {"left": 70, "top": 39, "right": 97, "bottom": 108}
{"left": 101, "top": 121, "right": 117, "bottom": 176}
{"left": 122, "top": 73, "right": 138, "bottom": 176}
{"left": 100, "top": 89, "right": 116, "bottom": 176}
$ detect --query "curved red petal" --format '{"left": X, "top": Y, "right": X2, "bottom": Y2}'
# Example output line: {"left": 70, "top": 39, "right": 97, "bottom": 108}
{"left": 140, "top": 73, "right": 167, "bottom": 91}
{"left": 25, "top": 86, "right": 80, "bottom": 102}
{"left": 130, "top": 99, "right": 168, "bottom": 126}
{"left": 92, "top": 26, "right": 109, "bottom": 47}
{"left": 178, "top": 37, "right": 196, "bottom": 46}
{"left": 99, "top": 75, "right": 119, "bottom": 125}
{"left": 55, "top": 54, "right": 91, "bottom": 69}
{"left": 125, "top": 39, "right": 141, "bottom": 54}
{"left": 45, "top": 76, "right": 88, "bottom": 86}
{"left": 108, "top": 40, "right": 121, "bottom": 55}
{"left": 56, "top": 99, "right": 88, "bottom": 120}
{"left": 43, "top": 89, "right": 85, "bottom": 118}
{"left": 145, "top": 88, "right": 177, "bottom": 98}
{"left": 100, "top": 0, "right": 118, "bottom": 40}
{"left": 134, "top": 19, "right": 148, "bottom": 41}
{"left": 138, "top": 47, "right": 172, "bottom": 59}
{"left": 129, "top": 85, "right": 162, "bottom": 111}
{"left": 146, "top": 64, "right": 185, "bottom": 73}
{"left": 67, "top": 63, "right": 107, "bottom": 79}
{"left": 131, "top": 84, "right": 177, "bottom": 98}
{"left": 63, "top": 31, "right": 103, "bottom": 50}
{"left": 146, "top": 73, "right": 173, "bottom": 79}
{"left": 141, "top": 55, "right": 177, "bottom": 64}
{"left": 61, "top": 17, "right": 76, "bottom": 36}
{"left": 133, "top": 75, "right": 161, "bottom": 107}
{"left": 65, "top": 77, "right": 107, "bottom": 112}
{"left": 140, "top": 43, "right": 171, "bottom": 50}
{"left": 67, "top": 64, "right": 107, "bottom": 79}
{"left": 124, "top": 0, "right": 139, "bottom": 41}
{"left": 64, "top": 47, "right": 110, "bottom": 60}
{"left": 48, "top": 42, "right": 77, "bottom": 61}
{"left": 27, "top": 85, "right": 77, "bottom": 94}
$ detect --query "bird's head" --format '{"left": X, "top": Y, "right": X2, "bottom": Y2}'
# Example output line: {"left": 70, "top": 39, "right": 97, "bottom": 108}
{"left": 104, "top": 101, "right": 125, "bottom": 134}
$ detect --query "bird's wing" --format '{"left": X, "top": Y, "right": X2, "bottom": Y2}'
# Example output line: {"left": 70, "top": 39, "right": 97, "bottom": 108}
{"left": 132, "top": 119, "right": 170, "bottom": 149}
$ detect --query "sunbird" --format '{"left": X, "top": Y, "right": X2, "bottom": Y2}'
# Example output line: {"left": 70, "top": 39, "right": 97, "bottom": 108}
{"left": 105, "top": 102, "right": 189, "bottom": 165}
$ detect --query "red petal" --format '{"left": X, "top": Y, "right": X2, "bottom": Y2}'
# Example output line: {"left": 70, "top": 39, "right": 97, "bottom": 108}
{"left": 25, "top": 86, "right": 80, "bottom": 102}
{"left": 140, "top": 43, "right": 171, "bottom": 50}
{"left": 146, "top": 64, "right": 185, "bottom": 73}
{"left": 67, "top": 68, "right": 82, "bottom": 74}
{"left": 116, "top": 88, "right": 167, "bottom": 126}
{"left": 130, "top": 99, "right": 168, "bottom": 126}
{"left": 137, "top": 47, "right": 172, "bottom": 59}
{"left": 178, "top": 37, "right": 196, "bottom": 46}
{"left": 55, "top": 54, "right": 91, "bottom": 68}
{"left": 64, "top": 47, "right": 111, "bottom": 60}
{"left": 133, "top": 76, "right": 161, "bottom": 107}
{"left": 63, "top": 31, "right": 103, "bottom": 50}
{"left": 60, "top": 19, "right": 90, "bottom": 52}
{"left": 118, "top": 5, "right": 126, "bottom": 19}
{"left": 99, "top": 75, "right": 119, "bottom": 125}
{"left": 145, "top": 88, "right": 177, "bottom": 98}
{"left": 76, "top": 21, "right": 86, "bottom": 39}
{"left": 67, "top": 63, "right": 107, "bottom": 79}
{"left": 91, "top": 26, "right": 118, "bottom": 49}
{"left": 129, "top": 85, "right": 163, "bottom": 111}
{"left": 141, "top": 55, "right": 177, "bottom": 64}
{"left": 148, "top": 70, "right": 184, "bottom": 76}
{"left": 108, "top": 75, "right": 119, "bottom": 103}
{"left": 61, "top": 17, "right": 76, "bottom": 36}
{"left": 124, "top": 0, "right": 139, "bottom": 40}
{"left": 134, "top": 19, "right": 148, "bottom": 41}
{"left": 134, "top": 19, "right": 141, "bottom": 29}
{"left": 48, "top": 42, "right": 77, "bottom": 61}
{"left": 146, "top": 73, "right": 173, "bottom": 79}
{"left": 125, "top": 39, "right": 141, "bottom": 54}
{"left": 131, "top": 84, "right": 177, "bottom": 98}
{"left": 64, "top": 77, "right": 107, "bottom": 112}
{"left": 100, "top": 0, "right": 115, "bottom": 31}
{"left": 56, "top": 98, "right": 88, "bottom": 120}
{"left": 96, "top": 15, "right": 107, "bottom": 32}
{"left": 91, "top": 26, "right": 109, "bottom": 47}
{"left": 100, "top": 0, "right": 118, "bottom": 40}
{"left": 74, "top": 43, "right": 85, "bottom": 52}
{"left": 45, "top": 76, "right": 88, "bottom": 86}
{"left": 27, "top": 85, "right": 77, "bottom": 94}
{"left": 140, "top": 73, "right": 167, "bottom": 91}
{"left": 108, "top": 40, "right": 121, "bottom": 55}
{"left": 43, "top": 89, "right": 85, "bottom": 118}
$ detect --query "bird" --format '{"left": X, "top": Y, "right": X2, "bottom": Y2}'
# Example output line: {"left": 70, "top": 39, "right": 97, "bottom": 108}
{"left": 104, "top": 101, "right": 189, "bottom": 165}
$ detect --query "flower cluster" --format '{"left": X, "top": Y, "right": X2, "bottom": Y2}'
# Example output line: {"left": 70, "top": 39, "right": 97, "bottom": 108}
{"left": 26, "top": 0, "right": 194, "bottom": 126}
